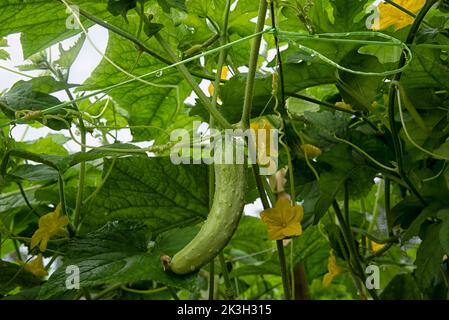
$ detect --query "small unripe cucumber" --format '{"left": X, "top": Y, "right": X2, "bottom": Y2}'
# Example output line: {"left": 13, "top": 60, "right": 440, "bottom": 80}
{"left": 168, "top": 162, "right": 246, "bottom": 275}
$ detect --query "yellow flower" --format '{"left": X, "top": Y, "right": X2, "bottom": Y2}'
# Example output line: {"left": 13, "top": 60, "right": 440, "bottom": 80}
{"left": 322, "top": 254, "right": 344, "bottom": 287}
{"left": 25, "top": 254, "right": 48, "bottom": 277}
{"left": 335, "top": 101, "right": 353, "bottom": 111}
{"left": 372, "top": 0, "right": 426, "bottom": 31}
{"left": 31, "top": 204, "right": 69, "bottom": 252}
{"left": 260, "top": 198, "right": 304, "bottom": 240}
{"left": 208, "top": 66, "right": 229, "bottom": 97}
{"left": 300, "top": 144, "right": 322, "bottom": 158}
{"left": 371, "top": 240, "right": 385, "bottom": 252}
{"left": 250, "top": 118, "right": 277, "bottom": 167}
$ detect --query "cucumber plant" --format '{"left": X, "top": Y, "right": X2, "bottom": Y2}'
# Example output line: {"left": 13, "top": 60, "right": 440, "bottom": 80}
{"left": 0, "top": 0, "right": 449, "bottom": 301}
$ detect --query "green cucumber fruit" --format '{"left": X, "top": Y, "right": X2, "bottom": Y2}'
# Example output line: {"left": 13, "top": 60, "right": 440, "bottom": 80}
{"left": 167, "top": 160, "right": 246, "bottom": 275}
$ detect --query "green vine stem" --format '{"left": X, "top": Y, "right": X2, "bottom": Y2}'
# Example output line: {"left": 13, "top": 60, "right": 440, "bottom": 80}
{"left": 59, "top": 0, "right": 217, "bottom": 81}
{"left": 240, "top": 0, "right": 268, "bottom": 128}
{"left": 387, "top": 0, "right": 438, "bottom": 206}
{"left": 208, "top": 132, "right": 216, "bottom": 300}
{"left": 253, "top": 164, "right": 292, "bottom": 300}
{"left": 93, "top": 284, "right": 121, "bottom": 300}
{"left": 287, "top": 92, "right": 380, "bottom": 132}
{"left": 17, "top": 182, "right": 40, "bottom": 218}
{"left": 83, "top": 158, "right": 117, "bottom": 205}
{"left": 333, "top": 200, "right": 379, "bottom": 300}
{"left": 154, "top": 33, "right": 232, "bottom": 129}
{"left": 276, "top": 239, "right": 292, "bottom": 300}
{"left": 208, "top": 261, "right": 215, "bottom": 300}
{"left": 58, "top": 173, "right": 75, "bottom": 237}
{"left": 269, "top": 0, "right": 298, "bottom": 292}
{"left": 121, "top": 285, "right": 168, "bottom": 295}
{"left": 219, "top": 252, "right": 235, "bottom": 299}
{"left": 39, "top": 30, "right": 270, "bottom": 118}
{"left": 44, "top": 59, "right": 87, "bottom": 231}
{"left": 253, "top": 165, "right": 271, "bottom": 209}
{"left": 385, "top": 178, "right": 391, "bottom": 234}
{"left": 63, "top": 85, "right": 86, "bottom": 231}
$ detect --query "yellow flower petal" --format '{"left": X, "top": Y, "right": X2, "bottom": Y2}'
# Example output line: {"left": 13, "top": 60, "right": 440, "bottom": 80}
{"left": 25, "top": 254, "right": 48, "bottom": 277}
{"left": 373, "top": 0, "right": 426, "bottom": 31}
{"left": 300, "top": 144, "right": 322, "bottom": 158}
{"left": 371, "top": 240, "right": 385, "bottom": 252}
{"left": 275, "top": 197, "right": 291, "bottom": 211}
{"left": 208, "top": 66, "right": 229, "bottom": 97}
{"left": 335, "top": 101, "right": 353, "bottom": 111}
{"left": 250, "top": 118, "right": 277, "bottom": 167}
{"left": 30, "top": 204, "right": 69, "bottom": 252}
{"left": 260, "top": 198, "right": 304, "bottom": 240}
{"left": 322, "top": 254, "right": 344, "bottom": 287}
{"left": 323, "top": 272, "right": 335, "bottom": 287}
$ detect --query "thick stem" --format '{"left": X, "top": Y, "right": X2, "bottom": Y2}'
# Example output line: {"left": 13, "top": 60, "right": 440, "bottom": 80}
{"left": 385, "top": 178, "right": 391, "bottom": 234}
{"left": 387, "top": 0, "right": 437, "bottom": 206}
{"left": 293, "top": 263, "right": 310, "bottom": 300}
{"left": 68, "top": 92, "right": 86, "bottom": 230}
{"left": 219, "top": 252, "right": 235, "bottom": 299}
{"left": 240, "top": 0, "right": 268, "bottom": 128}
{"left": 333, "top": 201, "right": 379, "bottom": 300}
{"left": 49, "top": 62, "right": 86, "bottom": 231}
{"left": 209, "top": 261, "right": 215, "bottom": 300}
{"left": 253, "top": 165, "right": 271, "bottom": 209}
{"left": 253, "top": 165, "right": 291, "bottom": 300}
{"left": 210, "top": 0, "right": 232, "bottom": 113}
{"left": 276, "top": 240, "right": 292, "bottom": 300}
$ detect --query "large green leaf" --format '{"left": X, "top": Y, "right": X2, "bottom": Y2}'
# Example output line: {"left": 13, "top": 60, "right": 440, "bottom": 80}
{"left": 157, "top": 0, "right": 186, "bottom": 13}
{"left": 415, "top": 222, "right": 445, "bottom": 290}
{"left": 0, "top": 0, "right": 108, "bottom": 58}
{"left": 438, "top": 210, "right": 449, "bottom": 255}
{"left": 80, "top": 15, "right": 192, "bottom": 142}
{"left": 302, "top": 142, "right": 376, "bottom": 223}
{"left": 217, "top": 74, "right": 274, "bottom": 123}
{"left": 39, "top": 221, "right": 198, "bottom": 298}
{"left": 293, "top": 225, "right": 329, "bottom": 281}
{"left": 0, "top": 260, "right": 41, "bottom": 295}
{"left": 402, "top": 47, "right": 449, "bottom": 90}
{"left": 0, "top": 81, "right": 71, "bottom": 131}
{"left": 228, "top": 216, "right": 271, "bottom": 256}
{"left": 309, "top": 0, "right": 371, "bottom": 33}
{"left": 380, "top": 273, "right": 422, "bottom": 300}
{"left": 83, "top": 157, "right": 209, "bottom": 233}
{"left": 7, "top": 164, "right": 59, "bottom": 182}
{"left": 15, "top": 134, "right": 70, "bottom": 156}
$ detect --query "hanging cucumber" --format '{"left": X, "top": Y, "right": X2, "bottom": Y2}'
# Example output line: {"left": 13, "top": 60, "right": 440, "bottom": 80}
{"left": 163, "top": 146, "right": 247, "bottom": 275}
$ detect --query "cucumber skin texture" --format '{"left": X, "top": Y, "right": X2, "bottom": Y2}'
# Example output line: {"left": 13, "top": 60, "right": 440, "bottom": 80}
{"left": 169, "top": 163, "right": 246, "bottom": 275}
